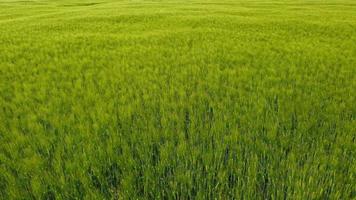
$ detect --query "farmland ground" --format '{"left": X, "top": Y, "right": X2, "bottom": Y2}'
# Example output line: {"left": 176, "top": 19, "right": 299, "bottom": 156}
{"left": 0, "top": 0, "right": 355, "bottom": 199}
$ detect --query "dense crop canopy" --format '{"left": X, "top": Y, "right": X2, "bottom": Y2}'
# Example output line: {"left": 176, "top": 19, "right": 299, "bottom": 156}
{"left": 0, "top": 0, "right": 355, "bottom": 199}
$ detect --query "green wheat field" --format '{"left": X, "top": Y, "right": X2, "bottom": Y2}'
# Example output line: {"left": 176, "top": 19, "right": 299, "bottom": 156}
{"left": 0, "top": 0, "right": 355, "bottom": 199}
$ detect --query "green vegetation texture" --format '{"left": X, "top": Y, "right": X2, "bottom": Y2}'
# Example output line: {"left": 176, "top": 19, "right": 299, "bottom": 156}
{"left": 0, "top": 0, "right": 355, "bottom": 199}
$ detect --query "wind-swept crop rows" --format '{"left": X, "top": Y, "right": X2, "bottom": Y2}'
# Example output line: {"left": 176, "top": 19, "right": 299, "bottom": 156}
{"left": 0, "top": 0, "right": 355, "bottom": 199}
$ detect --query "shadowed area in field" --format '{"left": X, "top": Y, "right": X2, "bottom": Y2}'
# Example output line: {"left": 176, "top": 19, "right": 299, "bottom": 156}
{"left": 60, "top": 2, "right": 104, "bottom": 7}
